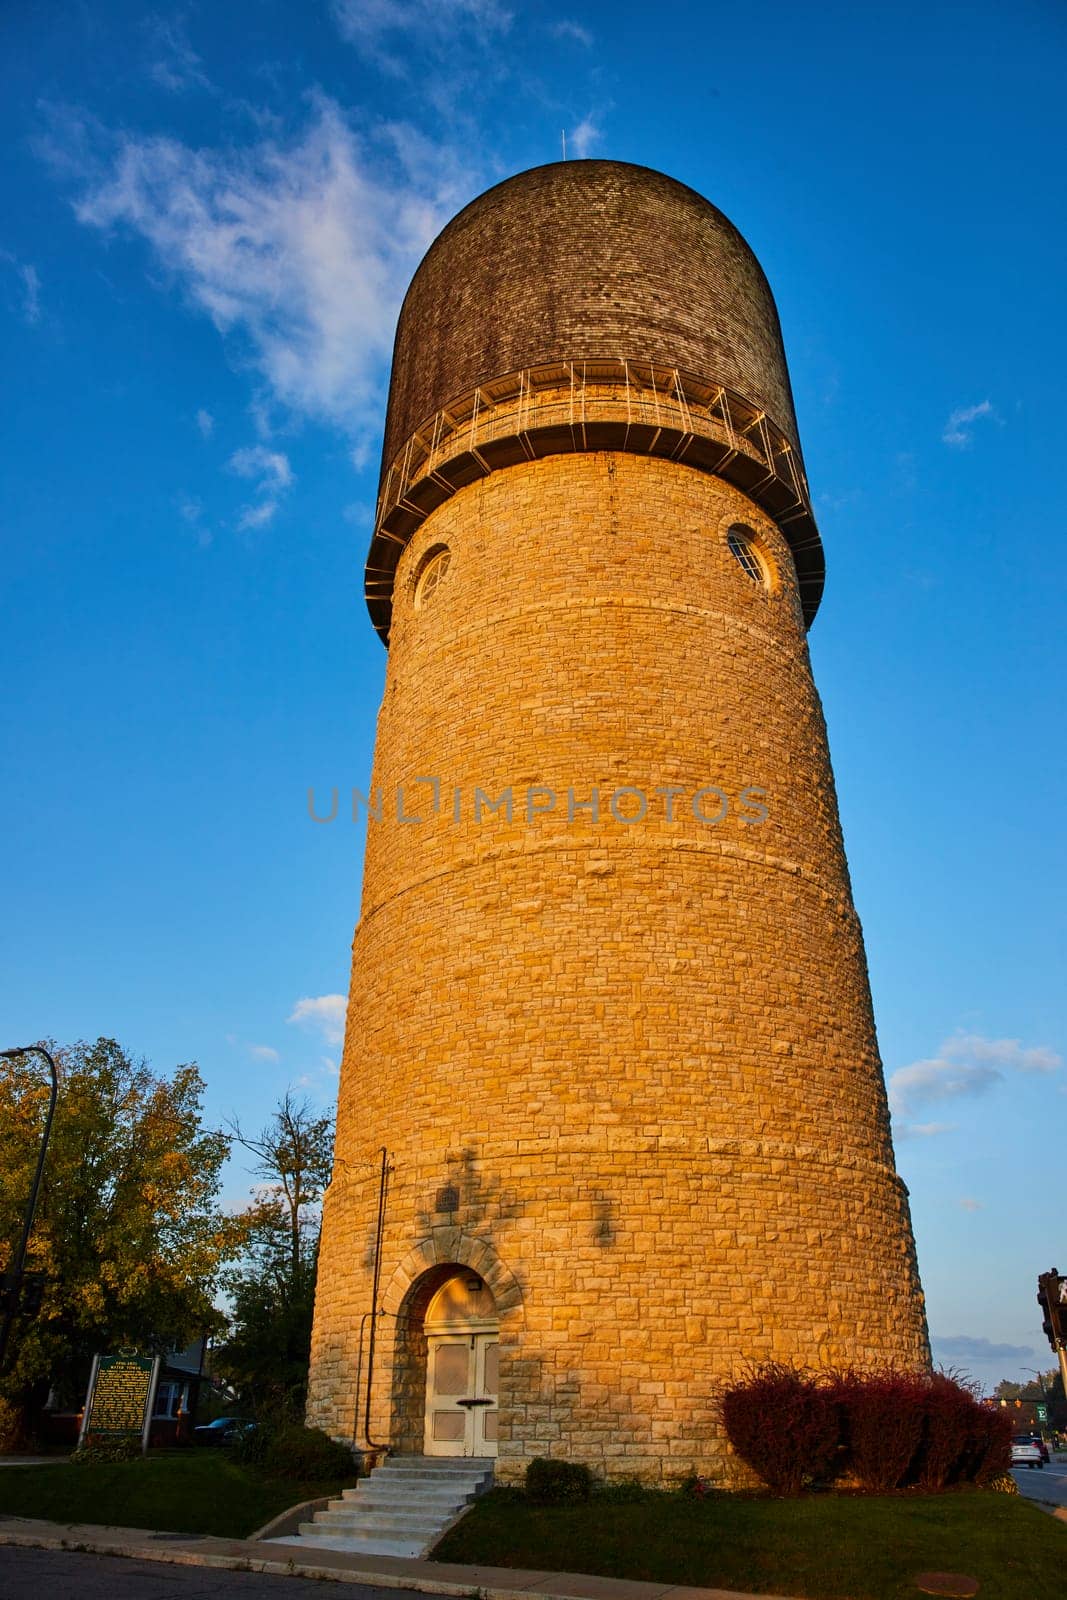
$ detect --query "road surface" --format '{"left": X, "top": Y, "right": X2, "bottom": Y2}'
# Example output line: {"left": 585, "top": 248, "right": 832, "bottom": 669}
{"left": 1012, "top": 1458, "right": 1067, "bottom": 1508}
{"left": 0, "top": 1545, "right": 431, "bottom": 1599}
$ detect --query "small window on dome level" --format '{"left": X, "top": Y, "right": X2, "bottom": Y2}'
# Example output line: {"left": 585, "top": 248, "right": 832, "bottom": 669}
{"left": 415, "top": 547, "right": 451, "bottom": 609}
{"left": 726, "top": 526, "right": 769, "bottom": 587}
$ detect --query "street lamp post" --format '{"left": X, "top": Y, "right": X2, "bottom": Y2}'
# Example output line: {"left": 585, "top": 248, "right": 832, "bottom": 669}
{"left": 0, "top": 1045, "right": 59, "bottom": 1374}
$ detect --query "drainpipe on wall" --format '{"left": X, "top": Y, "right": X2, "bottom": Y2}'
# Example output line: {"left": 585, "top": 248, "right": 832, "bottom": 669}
{"left": 362, "top": 1147, "right": 391, "bottom": 1455}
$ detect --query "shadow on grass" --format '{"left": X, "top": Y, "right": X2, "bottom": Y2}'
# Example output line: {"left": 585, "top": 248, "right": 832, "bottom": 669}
{"left": 433, "top": 1486, "right": 1064, "bottom": 1600}
{"left": 0, "top": 1451, "right": 356, "bottom": 1539}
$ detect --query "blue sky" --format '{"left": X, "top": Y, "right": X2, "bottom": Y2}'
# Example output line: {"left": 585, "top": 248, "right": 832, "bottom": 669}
{"left": 1, "top": 0, "right": 1064, "bottom": 1391}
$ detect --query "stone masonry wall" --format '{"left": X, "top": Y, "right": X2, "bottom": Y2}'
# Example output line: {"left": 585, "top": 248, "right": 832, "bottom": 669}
{"left": 306, "top": 451, "right": 930, "bottom": 1483}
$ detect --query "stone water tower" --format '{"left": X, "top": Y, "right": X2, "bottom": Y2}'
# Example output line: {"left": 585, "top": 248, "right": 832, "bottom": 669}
{"left": 307, "top": 160, "right": 929, "bottom": 1483}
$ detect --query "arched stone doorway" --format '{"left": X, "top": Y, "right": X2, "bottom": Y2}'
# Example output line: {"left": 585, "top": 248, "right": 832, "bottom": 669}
{"left": 422, "top": 1271, "right": 499, "bottom": 1457}
{"left": 383, "top": 1238, "right": 521, "bottom": 1460}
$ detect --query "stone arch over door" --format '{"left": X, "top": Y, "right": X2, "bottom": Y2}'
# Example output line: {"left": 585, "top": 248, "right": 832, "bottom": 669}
{"left": 383, "top": 1233, "right": 524, "bottom": 1455}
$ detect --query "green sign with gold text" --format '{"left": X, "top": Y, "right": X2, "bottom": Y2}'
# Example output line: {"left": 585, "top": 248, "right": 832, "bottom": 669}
{"left": 81, "top": 1351, "right": 159, "bottom": 1441}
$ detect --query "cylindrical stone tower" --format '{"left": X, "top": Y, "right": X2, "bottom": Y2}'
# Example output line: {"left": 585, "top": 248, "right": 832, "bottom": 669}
{"left": 307, "top": 160, "right": 929, "bottom": 1484}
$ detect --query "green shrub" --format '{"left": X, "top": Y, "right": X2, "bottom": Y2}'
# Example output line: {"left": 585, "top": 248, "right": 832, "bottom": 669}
{"left": 525, "top": 1457, "right": 592, "bottom": 1503}
{"left": 259, "top": 1423, "right": 356, "bottom": 1483}
{"left": 71, "top": 1432, "right": 144, "bottom": 1465}
{"left": 230, "top": 1420, "right": 272, "bottom": 1466}
{"left": 592, "top": 1477, "right": 652, "bottom": 1502}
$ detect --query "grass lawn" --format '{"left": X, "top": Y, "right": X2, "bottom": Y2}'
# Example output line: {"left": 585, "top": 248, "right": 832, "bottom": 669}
{"left": 0, "top": 1450, "right": 355, "bottom": 1539}
{"left": 433, "top": 1487, "right": 1065, "bottom": 1600}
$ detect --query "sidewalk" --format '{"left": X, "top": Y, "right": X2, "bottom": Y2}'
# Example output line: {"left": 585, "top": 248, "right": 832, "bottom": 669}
{"left": 0, "top": 1514, "right": 798, "bottom": 1600}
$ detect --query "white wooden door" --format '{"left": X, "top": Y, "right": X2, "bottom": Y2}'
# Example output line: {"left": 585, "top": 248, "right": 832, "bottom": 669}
{"left": 424, "top": 1332, "right": 499, "bottom": 1457}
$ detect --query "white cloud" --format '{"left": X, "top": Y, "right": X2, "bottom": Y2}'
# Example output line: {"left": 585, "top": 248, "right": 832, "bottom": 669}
{"left": 889, "top": 1031, "right": 1061, "bottom": 1119}
{"left": 568, "top": 114, "right": 602, "bottom": 158}
{"left": 175, "top": 493, "right": 212, "bottom": 547}
{"left": 59, "top": 99, "right": 471, "bottom": 444}
{"left": 0, "top": 251, "right": 41, "bottom": 325}
{"left": 236, "top": 500, "right": 278, "bottom": 531}
{"left": 342, "top": 500, "right": 375, "bottom": 527}
{"left": 942, "top": 399, "right": 995, "bottom": 448}
{"left": 932, "top": 1333, "right": 1034, "bottom": 1363}
{"left": 229, "top": 444, "right": 293, "bottom": 531}
{"left": 889, "top": 1057, "right": 1000, "bottom": 1119}
{"left": 552, "top": 20, "right": 593, "bottom": 45}
{"left": 229, "top": 445, "right": 293, "bottom": 491}
{"left": 143, "top": 14, "right": 211, "bottom": 93}
{"left": 248, "top": 1043, "right": 280, "bottom": 1062}
{"left": 195, "top": 407, "right": 214, "bottom": 438}
{"left": 288, "top": 993, "right": 347, "bottom": 1047}
{"left": 959, "top": 1197, "right": 984, "bottom": 1212}
{"left": 893, "top": 1120, "right": 956, "bottom": 1140}
{"left": 946, "top": 1033, "right": 1060, "bottom": 1075}
{"left": 331, "top": 0, "right": 510, "bottom": 60}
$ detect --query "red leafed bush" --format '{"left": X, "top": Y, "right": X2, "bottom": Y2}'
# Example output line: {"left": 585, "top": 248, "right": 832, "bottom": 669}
{"left": 962, "top": 1399, "right": 1014, "bottom": 1486}
{"left": 831, "top": 1368, "right": 929, "bottom": 1491}
{"left": 724, "top": 1366, "right": 1010, "bottom": 1497}
{"left": 915, "top": 1372, "right": 980, "bottom": 1489}
{"left": 721, "top": 1364, "right": 840, "bottom": 1496}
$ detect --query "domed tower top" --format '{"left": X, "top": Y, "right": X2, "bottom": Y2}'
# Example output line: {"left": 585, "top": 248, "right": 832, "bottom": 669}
{"left": 368, "top": 159, "right": 823, "bottom": 639}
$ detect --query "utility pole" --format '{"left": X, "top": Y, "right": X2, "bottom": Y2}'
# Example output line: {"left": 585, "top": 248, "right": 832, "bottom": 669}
{"left": 0, "top": 1045, "right": 59, "bottom": 1374}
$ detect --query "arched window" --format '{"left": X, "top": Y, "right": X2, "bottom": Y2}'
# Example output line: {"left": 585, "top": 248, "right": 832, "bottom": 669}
{"left": 415, "top": 547, "right": 451, "bottom": 609}
{"left": 726, "top": 526, "right": 769, "bottom": 587}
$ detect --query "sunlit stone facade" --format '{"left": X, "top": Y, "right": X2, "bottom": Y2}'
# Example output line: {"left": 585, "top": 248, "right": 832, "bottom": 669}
{"left": 306, "top": 161, "right": 929, "bottom": 1483}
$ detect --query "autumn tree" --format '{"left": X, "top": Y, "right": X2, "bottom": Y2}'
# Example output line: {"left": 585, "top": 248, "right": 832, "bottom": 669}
{"left": 995, "top": 1371, "right": 1064, "bottom": 1402}
{"left": 214, "top": 1093, "right": 334, "bottom": 1417}
{"left": 0, "top": 1038, "right": 242, "bottom": 1446}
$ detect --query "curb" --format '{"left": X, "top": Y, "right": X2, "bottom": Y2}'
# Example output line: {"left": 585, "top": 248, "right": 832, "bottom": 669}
{"left": 0, "top": 1517, "right": 798, "bottom": 1600}
{"left": 249, "top": 1496, "right": 335, "bottom": 1542}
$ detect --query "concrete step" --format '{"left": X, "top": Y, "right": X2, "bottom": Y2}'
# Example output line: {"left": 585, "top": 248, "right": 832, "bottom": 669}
{"left": 338, "top": 1482, "right": 479, "bottom": 1504}
{"left": 302, "top": 1513, "right": 446, "bottom": 1537}
{"left": 370, "top": 1464, "right": 492, "bottom": 1482}
{"left": 287, "top": 1454, "right": 493, "bottom": 1559}
{"left": 294, "top": 1531, "right": 425, "bottom": 1557}
{"left": 340, "top": 1479, "right": 485, "bottom": 1499}
{"left": 301, "top": 1513, "right": 451, "bottom": 1538}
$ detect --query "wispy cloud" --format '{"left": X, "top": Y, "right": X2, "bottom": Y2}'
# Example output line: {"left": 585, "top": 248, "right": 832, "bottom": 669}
{"left": 229, "top": 444, "right": 294, "bottom": 531}
{"left": 248, "top": 1043, "right": 280, "bottom": 1062}
{"left": 893, "top": 1120, "right": 956, "bottom": 1141}
{"left": 48, "top": 98, "right": 473, "bottom": 444}
{"left": 0, "top": 251, "right": 42, "bottom": 325}
{"left": 889, "top": 1032, "right": 1061, "bottom": 1128}
{"left": 932, "top": 1333, "right": 1033, "bottom": 1363}
{"left": 293, "top": 1054, "right": 340, "bottom": 1096}
{"left": 229, "top": 445, "right": 293, "bottom": 490}
{"left": 552, "top": 19, "right": 593, "bottom": 45}
{"left": 288, "top": 993, "right": 347, "bottom": 1047}
{"left": 568, "top": 114, "right": 602, "bottom": 159}
{"left": 175, "top": 493, "right": 212, "bottom": 547}
{"left": 942, "top": 399, "right": 995, "bottom": 448}
{"left": 237, "top": 501, "right": 278, "bottom": 531}
{"left": 143, "top": 13, "right": 211, "bottom": 94}
{"left": 959, "top": 1197, "right": 984, "bottom": 1212}
{"left": 330, "top": 0, "right": 511, "bottom": 69}
{"left": 195, "top": 407, "right": 214, "bottom": 438}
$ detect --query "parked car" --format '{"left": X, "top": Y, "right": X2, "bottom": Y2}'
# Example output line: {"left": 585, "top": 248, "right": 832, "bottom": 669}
{"left": 1011, "top": 1435, "right": 1044, "bottom": 1468}
{"left": 193, "top": 1416, "right": 255, "bottom": 1447}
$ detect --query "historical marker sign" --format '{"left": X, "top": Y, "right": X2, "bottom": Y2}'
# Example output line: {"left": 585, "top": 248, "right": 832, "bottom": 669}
{"left": 79, "top": 1351, "right": 161, "bottom": 1450}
